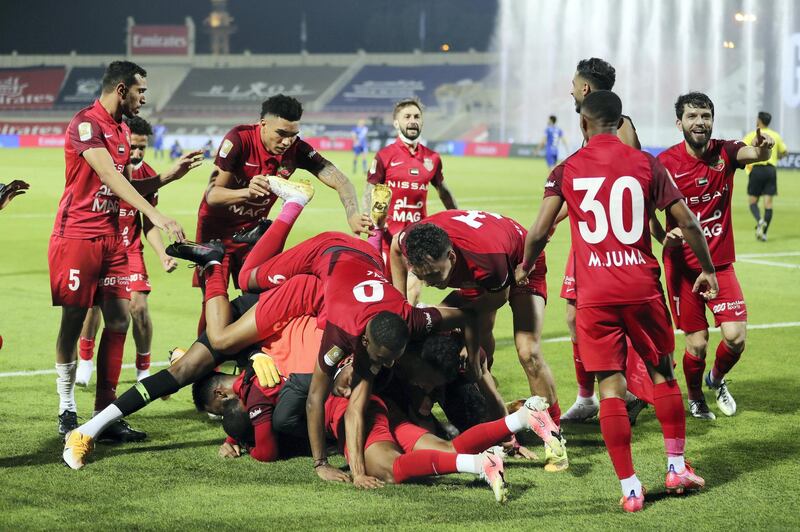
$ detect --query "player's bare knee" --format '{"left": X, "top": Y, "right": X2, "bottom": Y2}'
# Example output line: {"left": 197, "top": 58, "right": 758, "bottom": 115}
{"left": 517, "top": 347, "right": 543, "bottom": 375}
{"left": 104, "top": 315, "right": 130, "bottom": 333}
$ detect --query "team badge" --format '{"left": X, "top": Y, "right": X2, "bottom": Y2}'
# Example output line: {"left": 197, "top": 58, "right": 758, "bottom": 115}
{"left": 409, "top": 167, "right": 420, "bottom": 176}
{"left": 323, "top": 346, "right": 345, "bottom": 367}
{"left": 423, "top": 157, "right": 434, "bottom": 172}
{"left": 710, "top": 158, "right": 725, "bottom": 172}
{"left": 278, "top": 166, "right": 292, "bottom": 177}
{"left": 78, "top": 122, "right": 92, "bottom": 142}
{"left": 219, "top": 139, "right": 233, "bottom": 158}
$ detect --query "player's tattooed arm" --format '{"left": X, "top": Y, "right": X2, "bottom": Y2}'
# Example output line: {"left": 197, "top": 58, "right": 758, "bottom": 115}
{"left": 389, "top": 233, "right": 409, "bottom": 296}
{"left": 306, "top": 366, "right": 350, "bottom": 483}
{"left": 433, "top": 182, "right": 458, "bottom": 209}
{"left": 82, "top": 147, "right": 185, "bottom": 241}
{"left": 345, "top": 377, "right": 385, "bottom": 489}
{"left": 316, "top": 162, "right": 371, "bottom": 235}
{"left": 362, "top": 182, "right": 375, "bottom": 213}
{"left": 517, "top": 196, "right": 563, "bottom": 284}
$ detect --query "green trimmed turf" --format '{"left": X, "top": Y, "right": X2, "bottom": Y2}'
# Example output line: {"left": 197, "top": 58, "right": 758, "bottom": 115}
{"left": 0, "top": 147, "right": 798, "bottom": 530}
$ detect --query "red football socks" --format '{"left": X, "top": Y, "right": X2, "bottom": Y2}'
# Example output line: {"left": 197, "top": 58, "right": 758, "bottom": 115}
{"left": 79, "top": 336, "right": 95, "bottom": 361}
{"left": 94, "top": 329, "right": 126, "bottom": 411}
{"left": 712, "top": 341, "right": 741, "bottom": 382}
{"left": 548, "top": 402, "right": 562, "bottom": 428}
{"left": 599, "top": 397, "right": 635, "bottom": 479}
{"left": 392, "top": 450, "right": 458, "bottom": 483}
{"left": 202, "top": 264, "right": 228, "bottom": 302}
{"left": 238, "top": 203, "right": 303, "bottom": 290}
{"left": 573, "top": 342, "right": 595, "bottom": 398}
{"left": 652, "top": 380, "right": 686, "bottom": 456}
{"left": 135, "top": 352, "right": 151, "bottom": 371}
{"left": 682, "top": 350, "right": 705, "bottom": 401}
{"left": 451, "top": 418, "right": 512, "bottom": 454}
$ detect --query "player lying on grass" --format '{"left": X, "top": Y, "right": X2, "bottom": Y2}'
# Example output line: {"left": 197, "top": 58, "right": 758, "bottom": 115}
{"left": 167, "top": 179, "right": 486, "bottom": 489}
{"left": 516, "top": 90, "right": 716, "bottom": 512}
{"left": 62, "top": 277, "right": 321, "bottom": 469}
{"left": 390, "top": 211, "right": 568, "bottom": 472}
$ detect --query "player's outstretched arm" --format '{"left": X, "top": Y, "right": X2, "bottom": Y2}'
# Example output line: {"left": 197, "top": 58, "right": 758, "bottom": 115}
{"left": 131, "top": 150, "right": 204, "bottom": 197}
{"left": 306, "top": 366, "right": 349, "bottom": 482}
{"left": 82, "top": 148, "right": 185, "bottom": 241}
{"left": 389, "top": 234, "right": 409, "bottom": 296}
{"left": 345, "top": 377, "right": 384, "bottom": 489}
{"left": 737, "top": 128, "right": 776, "bottom": 165}
{"left": 667, "top": 200, "right": 718, "bottom": 298}
{"left": 517, "top": 196, "right": 563, "bottom": 284}
{"left": 433, "top": 182, "right": 458, "bottom": 210}
{"left": 315, "top": 162, "right": 371, "bottom": 235}
{"left": 143, "top": 217, "right": 178, "bottom": 272}
{"left": 0, "top": 180, "right": 30, "bottom": 210}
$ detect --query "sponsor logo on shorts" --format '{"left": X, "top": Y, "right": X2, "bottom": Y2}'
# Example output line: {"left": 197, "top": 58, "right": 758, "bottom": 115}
{"left": 78, "top": 122, "right": 92, "bottom": 142}
{"left": 98, "top": 275, "right": 130, "bottom": 287}
{"left": 219, "top": 139, "right": 233, "bottom": 158}
{"left": 712, "top": 300, "right": 745, "bottom": 314}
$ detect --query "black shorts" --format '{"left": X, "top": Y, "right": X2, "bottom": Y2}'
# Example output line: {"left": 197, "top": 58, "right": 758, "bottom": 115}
{"left": 747, "top": 165, "right": 777, "bottom": 196}
{"left": 198, "top": 292, "right": 260, "bottom": 367}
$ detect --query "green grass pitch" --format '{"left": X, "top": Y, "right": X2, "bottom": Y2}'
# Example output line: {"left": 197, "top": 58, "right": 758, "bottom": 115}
{"left": 0, "top": 147, "right": 798, "bottom": 530}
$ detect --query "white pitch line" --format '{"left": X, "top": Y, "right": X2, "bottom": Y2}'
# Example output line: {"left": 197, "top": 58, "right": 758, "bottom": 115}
{"left": 0, "top": 361, "right": 169, "bottom": 379}
{"left": 738, "top": 258, "right": 800, "bottom": 269}
{"left": 738, "top": 251, "right": 800, "bottom": 258}
{"left": 3, "top": 321, "right": 800, "bottom": 379}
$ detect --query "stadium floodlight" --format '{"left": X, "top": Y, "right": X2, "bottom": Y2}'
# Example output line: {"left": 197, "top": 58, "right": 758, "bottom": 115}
{"left": 734, "top": 12, "right": 757, "bottom": 22}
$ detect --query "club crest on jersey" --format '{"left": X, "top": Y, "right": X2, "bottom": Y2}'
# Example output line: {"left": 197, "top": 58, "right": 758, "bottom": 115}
{"left": 278, "top": 166, "right": 292, "bottom": 177}
{"left": 323, "top": 346, "right": 345, "bottom": 367}
{"left": 78, "top": 122, "right": 92, "bottom": 142}
{"left": 709, "top": 158, "right": 725, "bottom": 172}
{"left": 219, "top": 139, "right": 233, "bottom": 158}
{"left": 409, "top": 167, "right": 420, "bottom": 176}
{"left": 695, "top": 177, "right": 708, "bottom": 186}
{"left": 423, "top": 157, "right": 434, "bottom": 172}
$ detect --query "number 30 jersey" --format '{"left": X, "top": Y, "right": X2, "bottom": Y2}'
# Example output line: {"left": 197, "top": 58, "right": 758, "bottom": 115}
{"left": 544, "top": 134, "right": 684, "bottom": 309}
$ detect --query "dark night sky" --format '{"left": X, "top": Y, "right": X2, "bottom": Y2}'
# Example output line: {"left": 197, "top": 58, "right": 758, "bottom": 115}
{"left": 0, "top": 0, "right": 498, "bottom": 55}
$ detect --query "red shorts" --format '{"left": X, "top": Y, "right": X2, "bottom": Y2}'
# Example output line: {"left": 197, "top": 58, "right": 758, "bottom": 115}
{"left": 254, "top": 275, "right": 323, "bottom": 339}
{"left": 48, "top": 234, "right": 130, "bottom": 308}
{"left": 576, "top": 298, "right": 675, "bottom": 372}
{"left": 126, "top": 249, "right": 151, "bottom": 293}
{"left": 390, "top": 419, "right": 429, "bottom": 454}
{"left": 560, "top": 247, "right": 576, "bottom": 301}
{"left": 513, "top": 252, "right": 547, "bottom": 301}
{"left": 664, "top": 261, "right": 746, "bottom": 333}
{"left": 326, "top": 395, "right": 398, "bottom": 459}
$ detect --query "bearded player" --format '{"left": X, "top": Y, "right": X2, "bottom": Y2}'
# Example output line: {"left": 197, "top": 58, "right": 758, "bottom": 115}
{"left": 364, "top": 98, "right": 458, "bottom": 304}
{"left": 75, "top": 116, "right": 185, "bottom": 388}
{"left": 517, "top": 90, "right": 717, "bottom": 512}
{"left": 657, "top": 92, "right": 774, "bottom": 420}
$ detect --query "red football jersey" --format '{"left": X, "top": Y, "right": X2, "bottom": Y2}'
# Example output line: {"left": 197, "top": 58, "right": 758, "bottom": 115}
{"left": 399, "top": 210, "right": 536, "bottom": 293}
{"left": 544, "top": 134, "right": 684, "bottom": 308}
{"left": 368, "top": 139, "right": 444, "bottom": 235}
{"left": 54, "top": 100, "right": 131, "bottom": 239}
{"left": 657, "top": 139, "right": 745, "bottom": 269}
{"left": 118, "top": 162, "right": 158, "bottom": 251}
{"left": 196, "top": 124, "right": 327, "bottom": 237}
{"left": 314, "top": 237, "right": 441, "bottom": 379}
{"left": 233, "top": 372, "right": 282, "bottom": 427}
